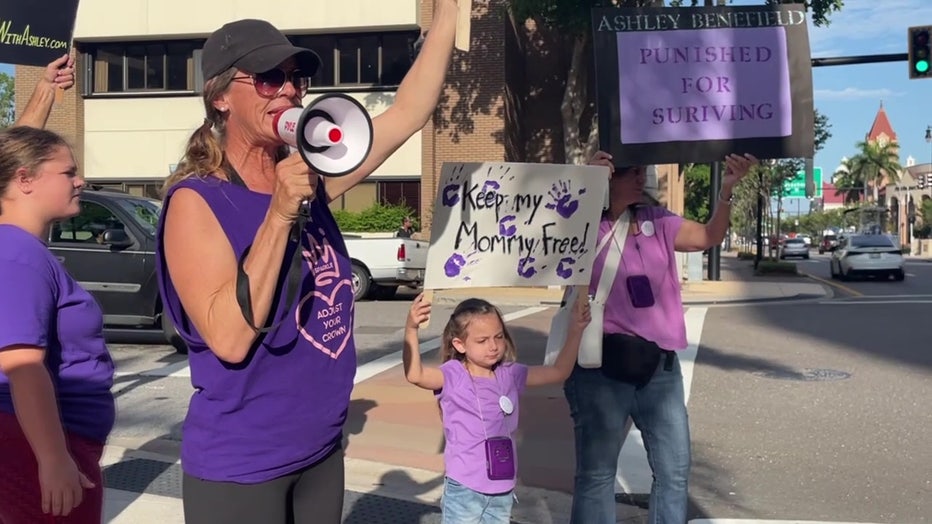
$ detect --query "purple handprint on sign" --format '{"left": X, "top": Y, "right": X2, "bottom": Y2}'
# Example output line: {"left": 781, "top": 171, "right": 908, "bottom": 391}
{"left": 440, "top": 164, "right": 468, "bottom": 207}
{"left": 498, "top": 215, "right": 517, "bottom": 237}
{"left": 556, "top": 257, "right": 576, "bottom": 279}
{"left": 444, "top": 251, "right": 480, "bottom": 281}
{"left": 517, "top": 255, "right": 538, "bottom": 279}
{"left": 442, "top": 184, "right": 460, "bottom": 207}
{"left": 545, "top": 180, "right": 585, "bottom": 219}
{"left": 482, "top": 180, "right": 501, "bottom": 192}
{"left": 444, "top": 253, "right": 467, "bottom": 277}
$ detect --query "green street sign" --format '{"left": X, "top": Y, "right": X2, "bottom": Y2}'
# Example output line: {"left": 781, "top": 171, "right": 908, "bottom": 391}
{"left": 783, "top": 166, "right": 822, "bottom": 198}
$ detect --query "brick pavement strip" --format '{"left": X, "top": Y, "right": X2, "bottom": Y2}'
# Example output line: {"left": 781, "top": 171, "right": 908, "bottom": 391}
{"left": 101, "top": 309, "right": 651, "bottom": 523}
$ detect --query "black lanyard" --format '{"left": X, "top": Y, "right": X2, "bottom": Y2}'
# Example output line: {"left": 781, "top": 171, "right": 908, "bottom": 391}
{"left": 224, "top": 161, "right": 308, "bottom": 334}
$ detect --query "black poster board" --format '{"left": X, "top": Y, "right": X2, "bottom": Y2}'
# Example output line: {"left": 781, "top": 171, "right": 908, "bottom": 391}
{"left": 592, "top": 5, "right": 815, "bottom": 165}
{"left": 0, "top": 0, "right": 79, "bottom": 66}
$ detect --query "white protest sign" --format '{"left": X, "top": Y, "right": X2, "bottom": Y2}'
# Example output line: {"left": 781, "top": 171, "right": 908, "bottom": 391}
{"left": 424, "top": 162, "right": 609, "bottom": 289}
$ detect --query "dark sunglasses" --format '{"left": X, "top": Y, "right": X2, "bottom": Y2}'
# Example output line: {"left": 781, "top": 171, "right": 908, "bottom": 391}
{"left": 232, "top": 68, "right": 310, "bottom": 98}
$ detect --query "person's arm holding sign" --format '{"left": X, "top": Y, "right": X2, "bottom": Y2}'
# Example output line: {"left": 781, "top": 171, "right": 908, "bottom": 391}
{"left": 14, "top": 54, "right": 76, "bottom": 130}
{"left": 673, "top": 153, "right": 758, "bottom": 252}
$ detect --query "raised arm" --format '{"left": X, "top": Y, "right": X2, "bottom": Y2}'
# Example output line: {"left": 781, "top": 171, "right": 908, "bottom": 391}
{"left": 14, "top": 54, "right": 75, "bottom": 130}
{"left": 527, "top": 291, "right": 590, "bottom": 387}
{"left": 674, "top": 153, "right": 758, "bottom": 252}
{"left": 323, "top": 0, "right": 458, "bottom": 201}
{"left": 403, "top": 294, "right": 445, "bottom": 390}
{"left": 162, "top": 155, "right": 316, "bottom": 364}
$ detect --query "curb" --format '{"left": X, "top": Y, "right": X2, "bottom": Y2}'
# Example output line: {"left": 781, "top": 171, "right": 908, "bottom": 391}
{"left": 682, "top": 292, "right": 828, "bottom": 306}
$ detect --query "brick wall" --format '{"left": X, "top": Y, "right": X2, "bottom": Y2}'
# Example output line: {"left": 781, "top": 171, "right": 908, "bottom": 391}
{"left": 13, "top": 56, "right": 85, "bottom": 172}
{"left": 420, "top": 0, "right": 508, "bottom": 236}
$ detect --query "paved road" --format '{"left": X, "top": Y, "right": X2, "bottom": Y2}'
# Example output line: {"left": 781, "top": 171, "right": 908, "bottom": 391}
{"left": 789, "top": 251, "right": 932, "bottom": 297}
{"left": 687, "top": 253, "right": 932, "bottom": 522}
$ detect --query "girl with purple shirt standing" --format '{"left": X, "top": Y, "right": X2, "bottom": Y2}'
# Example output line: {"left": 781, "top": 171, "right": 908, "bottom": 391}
{"left": 0, "top": 57, "right": 115, "bottom": 524}
{"left": 403, "top": 293, "right": 590, "bottom": 523}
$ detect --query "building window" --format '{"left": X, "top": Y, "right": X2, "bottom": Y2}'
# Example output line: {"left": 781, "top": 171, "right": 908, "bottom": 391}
{"left": 291, "top": 31, "right": 420, "bottom": 89}
{"left": 329, "top": 179, "right": 421, "bottom": 221}
{"left": 84, "top": 41, "right": 201, "bottom": 95}
{"left": 91, "top": 181, "right": 163, "bottom": 200}
{"left": 379, "top": 180, "right": 421, "bottom": 219}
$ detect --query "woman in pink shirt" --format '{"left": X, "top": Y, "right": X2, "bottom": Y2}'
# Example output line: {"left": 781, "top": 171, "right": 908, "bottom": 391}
{"left": 566, "top": 150, "right": 757, "bottom": 524}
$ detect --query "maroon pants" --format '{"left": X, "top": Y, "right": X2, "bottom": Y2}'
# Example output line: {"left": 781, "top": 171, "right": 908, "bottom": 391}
{"left": 0, "top": 411, "right": 104, "bottom": 524}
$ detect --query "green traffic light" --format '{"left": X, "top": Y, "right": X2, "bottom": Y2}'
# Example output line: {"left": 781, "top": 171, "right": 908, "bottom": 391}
{"left": 917, "top": 60, "right": 931, "bottom": 73}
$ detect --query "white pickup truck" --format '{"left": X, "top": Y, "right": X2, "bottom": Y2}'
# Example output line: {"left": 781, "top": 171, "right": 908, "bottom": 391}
{"left": 342, "top": 235, "right": 429, "bottom": 301}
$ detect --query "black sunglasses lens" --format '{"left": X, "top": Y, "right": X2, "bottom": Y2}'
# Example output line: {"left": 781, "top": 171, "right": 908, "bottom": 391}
{"left": 255, "top": 69, "right": 286, "bottom": 94}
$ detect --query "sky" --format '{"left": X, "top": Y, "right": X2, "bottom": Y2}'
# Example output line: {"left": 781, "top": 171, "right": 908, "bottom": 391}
{"left": 1, "top": 0, "right": 928, "bottom": 216}
{"left": 727, "top": 0, "right": 930, "bottom": 215}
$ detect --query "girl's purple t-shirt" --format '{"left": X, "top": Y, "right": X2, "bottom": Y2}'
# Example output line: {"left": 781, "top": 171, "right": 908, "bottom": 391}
{"left": 155, "top": 176, "right": 357, "bottom": 484}
{"left": 588, "top": 206, "right": 687, "bottom": 350}
{"left": 0, "top": 224, "right": 115, "bottom": 443}
{"left": 435, "top": 360, "right": 528, "bottom": 495}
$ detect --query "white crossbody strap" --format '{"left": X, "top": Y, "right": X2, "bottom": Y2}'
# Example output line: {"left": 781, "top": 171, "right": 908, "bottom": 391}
{"left": 592, "top": 209, "right": 631, "bottom": 305}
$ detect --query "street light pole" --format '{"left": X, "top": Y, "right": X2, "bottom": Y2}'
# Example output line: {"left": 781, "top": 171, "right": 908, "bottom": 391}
{"left": 926, "top": 125, "right": 931, "bottom": 167}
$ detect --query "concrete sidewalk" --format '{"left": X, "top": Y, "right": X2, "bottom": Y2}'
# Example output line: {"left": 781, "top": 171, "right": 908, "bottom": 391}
{"left": 101, "top": 278, "right": 831, "bottom": 523}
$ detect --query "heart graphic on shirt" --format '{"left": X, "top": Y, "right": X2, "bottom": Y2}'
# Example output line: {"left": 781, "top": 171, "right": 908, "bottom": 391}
{"left": 296, "top": 278, "right": 354, "bottom": 360}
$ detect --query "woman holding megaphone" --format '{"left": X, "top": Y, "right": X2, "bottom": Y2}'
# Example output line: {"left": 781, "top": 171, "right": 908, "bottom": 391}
{"left": 155, "top": 4, "right": 459, "bottom": 523}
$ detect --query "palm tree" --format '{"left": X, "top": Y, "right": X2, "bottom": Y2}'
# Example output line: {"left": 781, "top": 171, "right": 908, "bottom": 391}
{"left": 833, "top": 157, "right": 864, "bottom": 204}
{"left": 850, "top": 140, "right": 903, "bottom": 202}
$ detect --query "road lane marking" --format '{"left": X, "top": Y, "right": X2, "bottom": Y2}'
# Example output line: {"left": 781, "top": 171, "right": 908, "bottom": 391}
{"left": 798, "top": 270, "right": 863, "bottom": 297}
{"left": 116, "top": 307, "right": 550, "bottom": 382}
{"left": 114, "top": 360, "right": 189, "bottom": 379}
{"left": 614, "top": 307, "right": 708, "bottom": 495}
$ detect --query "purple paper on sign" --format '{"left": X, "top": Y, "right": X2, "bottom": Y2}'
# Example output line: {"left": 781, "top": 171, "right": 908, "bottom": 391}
{"left": 617, "top": 27, "right": 792, "bottom": 144}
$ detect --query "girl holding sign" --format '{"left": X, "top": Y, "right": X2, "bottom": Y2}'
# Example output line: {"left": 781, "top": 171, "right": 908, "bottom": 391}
{"left": 403, "top": 293, "right": 590, "bottom": 523}
{"left": 565, "top": 150, "right": 757, "bottom": 524}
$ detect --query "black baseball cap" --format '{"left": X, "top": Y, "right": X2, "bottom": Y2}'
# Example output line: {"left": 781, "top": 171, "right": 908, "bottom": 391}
{"left": 201, "top": 19, "right": 321, "bottom": 80}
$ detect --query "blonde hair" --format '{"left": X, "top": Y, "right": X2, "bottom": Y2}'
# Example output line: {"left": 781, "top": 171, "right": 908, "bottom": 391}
{"left": 160, "top": 68, "right": 290, "bottom": 196}
{"left": 440, "top": 298, "right": 517, "bottom": 367}
{"left": 0, "top": 126, "right": 70, "bottom": 214}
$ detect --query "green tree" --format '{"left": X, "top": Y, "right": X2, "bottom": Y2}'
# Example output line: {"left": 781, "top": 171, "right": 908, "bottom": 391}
{"left": 683, "top": 164, "right": 710, "bottom": 222}
{"left": 848, "top": 139, "right": 902, "bottom": 202}
{"left": 504, "top": 0, "right": 844, "bottom": 164}
{"left": 0, "top": 73, "right": 14, "bottom": 128}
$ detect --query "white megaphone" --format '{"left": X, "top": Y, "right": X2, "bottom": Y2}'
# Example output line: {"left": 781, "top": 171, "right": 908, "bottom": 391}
{"left": 272, "top": 93, "right": 374, "bottom": 177}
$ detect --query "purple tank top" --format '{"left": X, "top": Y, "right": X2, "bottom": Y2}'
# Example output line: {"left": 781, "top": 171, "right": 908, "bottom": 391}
{"left": 155, "top": 175, "right": 357, "bottom": 483}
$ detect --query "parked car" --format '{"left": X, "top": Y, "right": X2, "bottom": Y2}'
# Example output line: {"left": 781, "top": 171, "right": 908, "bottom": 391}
{"left": 47, "top": 187, "right": 187, "bottom": 353}
{"left": 343, "top": 235, "right": 429, "bottom": 301}
{"left": 780, "top": 238, "right": 809, "bottom": 259}
{"left": 830, "top": 234, "right": 905, "bottom": 281}
{"left": 818, "top": 234, "right": 839, "bottom": 254}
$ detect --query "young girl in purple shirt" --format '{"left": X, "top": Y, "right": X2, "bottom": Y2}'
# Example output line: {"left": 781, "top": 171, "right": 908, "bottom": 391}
{"left": 403, "top": 293, "right": 590, "bottom": 523}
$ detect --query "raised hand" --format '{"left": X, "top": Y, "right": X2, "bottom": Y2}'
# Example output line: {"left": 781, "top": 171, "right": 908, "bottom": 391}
{"left": 722, "top": 153, "right": 759, "bottom": 189}
{"left": 44, "top": 54, "right": 75, "bottom": 91}
{"left": 568, "top": 291, "right": 592, "bottom": 335}
{"left": 406, "top": 292, "right": 432, "bottom": 330}
{"left": 588, "top": 150, "right": 615, "bottom": 176}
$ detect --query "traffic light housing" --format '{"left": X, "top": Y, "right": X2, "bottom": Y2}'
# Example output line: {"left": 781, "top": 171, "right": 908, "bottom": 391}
{"left": 909, "top": 26, "right": 932, "bottom": 79}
